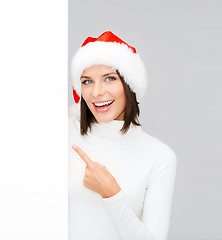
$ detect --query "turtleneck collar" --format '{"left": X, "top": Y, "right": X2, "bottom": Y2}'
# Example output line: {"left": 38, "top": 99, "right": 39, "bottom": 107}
{"left": 88, "top": 119, "right": 142, "bottom": 139}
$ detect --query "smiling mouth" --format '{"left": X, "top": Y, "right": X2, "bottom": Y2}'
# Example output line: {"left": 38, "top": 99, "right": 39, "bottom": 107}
{"left": 93, "top": 100, "right": 114, "bottom": 108}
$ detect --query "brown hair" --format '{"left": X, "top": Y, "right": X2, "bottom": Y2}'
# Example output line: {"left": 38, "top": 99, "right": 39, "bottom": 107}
{"left": 80, "top": 69, "right": 141, "bottom": 135}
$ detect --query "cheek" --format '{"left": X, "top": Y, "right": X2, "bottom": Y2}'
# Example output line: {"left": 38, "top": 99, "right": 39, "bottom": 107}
{"left": 113, "top": 83, "right": 126, "bottom": 103}
{"left": 110, "top": 81, "right": 124, "bottom": 97}
{"left": 119, "top": 93, "right": 127, "bottom": 108}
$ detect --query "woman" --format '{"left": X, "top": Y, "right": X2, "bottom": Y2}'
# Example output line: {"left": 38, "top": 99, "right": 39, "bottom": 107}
{"left": 68, "top": 31, "right": 177, "bottom": 240}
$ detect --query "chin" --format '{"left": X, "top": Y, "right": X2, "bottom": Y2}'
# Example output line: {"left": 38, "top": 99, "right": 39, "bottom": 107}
{"left": 94, "top": 114, "right": 116, "bottom": 123}
{"left": 96, "top": 118, "right": 114, "bottom": 123}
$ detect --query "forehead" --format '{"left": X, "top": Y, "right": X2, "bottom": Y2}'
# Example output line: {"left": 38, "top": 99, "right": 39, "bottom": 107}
{"left": 81, "top": 65, "right": 117, "bottom": 76}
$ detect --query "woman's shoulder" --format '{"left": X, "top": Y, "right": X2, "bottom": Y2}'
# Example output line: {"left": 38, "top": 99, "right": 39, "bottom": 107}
{"left": 139, "top": 129, "right": 177, "bottom": 163}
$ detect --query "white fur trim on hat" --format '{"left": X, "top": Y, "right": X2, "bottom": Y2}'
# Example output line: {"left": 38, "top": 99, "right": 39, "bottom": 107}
{"left": 68, "top": 102, "right": 80, "bottom": 120}
{"left": 71, "top": 41, "right": 148, "bottom": 102}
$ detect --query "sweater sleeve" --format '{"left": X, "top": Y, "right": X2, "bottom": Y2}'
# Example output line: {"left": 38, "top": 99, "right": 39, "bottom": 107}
{"left": 101, "top": 145, "right": 177, "bottom": 240}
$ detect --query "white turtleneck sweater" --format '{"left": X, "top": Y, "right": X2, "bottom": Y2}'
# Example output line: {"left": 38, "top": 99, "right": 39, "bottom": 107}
{"left": 68, "top": 117, "right": 177, "bottom": 240}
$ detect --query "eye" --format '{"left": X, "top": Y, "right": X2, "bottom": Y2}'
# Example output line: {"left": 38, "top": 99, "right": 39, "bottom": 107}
{"left": 81, "top": 80, "right": 93, "bottom": 85}
{"left": 106, "top": 76, "right": 116, "bottom": 82}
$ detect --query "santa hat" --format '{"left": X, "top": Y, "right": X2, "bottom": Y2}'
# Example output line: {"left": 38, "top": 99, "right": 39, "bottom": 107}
{"left": 69, "top": 31, "right": 148, "bottom": 120}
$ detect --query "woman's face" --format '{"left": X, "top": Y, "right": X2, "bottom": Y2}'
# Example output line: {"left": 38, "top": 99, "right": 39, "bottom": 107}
{"left": 81, "top": 65, "right": 126, "bottom": 122}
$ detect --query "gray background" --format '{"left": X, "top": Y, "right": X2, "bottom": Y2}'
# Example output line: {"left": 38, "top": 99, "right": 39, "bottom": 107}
{"left": 68, "top": 1, "right": 222, "bottom": 239}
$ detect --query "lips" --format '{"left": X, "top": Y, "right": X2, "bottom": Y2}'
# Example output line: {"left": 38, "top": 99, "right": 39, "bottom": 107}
{"left": 93, "top": 100, "right": 114, "bottom": 106}
{"left": 93, "top": 100, "right": 114, "bottom": 113}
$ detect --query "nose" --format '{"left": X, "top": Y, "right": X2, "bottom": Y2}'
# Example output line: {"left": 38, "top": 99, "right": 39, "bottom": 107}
{"left": 92, "top": 81, "right": 105, "bottom": 98}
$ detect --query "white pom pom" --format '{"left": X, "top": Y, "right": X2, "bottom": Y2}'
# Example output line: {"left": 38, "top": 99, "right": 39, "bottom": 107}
{"left": 68, "top": 103, "right": 80, "bottom": 121}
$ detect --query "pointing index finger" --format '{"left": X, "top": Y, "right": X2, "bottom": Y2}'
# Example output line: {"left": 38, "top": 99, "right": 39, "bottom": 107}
{"left": 72, "top": 145, "right": 95, "bottom": 167}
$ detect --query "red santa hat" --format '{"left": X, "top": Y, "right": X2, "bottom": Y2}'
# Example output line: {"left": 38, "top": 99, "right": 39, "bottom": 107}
{"left": 69, "top": 31, "right": 148, "bottom": 120}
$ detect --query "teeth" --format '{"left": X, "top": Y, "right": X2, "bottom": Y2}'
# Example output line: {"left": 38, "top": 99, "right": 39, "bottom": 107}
{"left": 94, "top": 100, "right": 113, "bottom": 107}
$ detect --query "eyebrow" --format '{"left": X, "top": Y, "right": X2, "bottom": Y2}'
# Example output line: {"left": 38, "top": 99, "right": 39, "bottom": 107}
{"left": 80, "top": 72, "right": 117, "bottom": 79}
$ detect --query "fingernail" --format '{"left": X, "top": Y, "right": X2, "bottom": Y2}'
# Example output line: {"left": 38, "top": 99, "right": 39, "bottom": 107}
{"left": 72, "top": 144, "right": 77, "bottom": 149}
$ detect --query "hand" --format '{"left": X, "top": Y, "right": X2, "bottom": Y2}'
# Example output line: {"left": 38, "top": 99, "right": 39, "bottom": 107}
{"left": 72, "top": 144, "right": 121, "bottom": 198}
